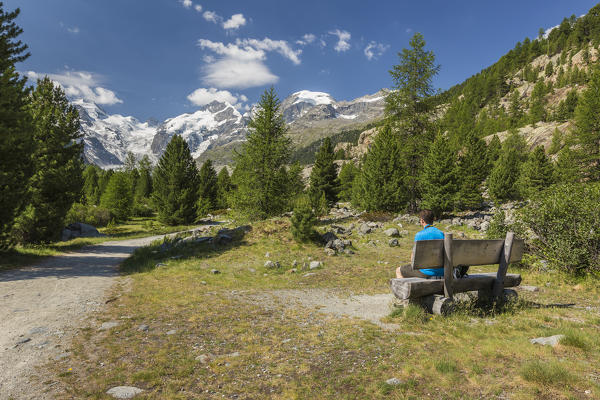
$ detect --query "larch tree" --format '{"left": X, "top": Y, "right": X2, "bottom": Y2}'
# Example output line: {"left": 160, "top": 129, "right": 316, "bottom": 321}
{"left": 197, "top": 159, "right": 218, "bottom": 216}
{"left": 517, "top": 145, "right": 555, "bottom": 198}
{"left": 456, "top": 132, "right": 489, "bottom": 210}
{"left": 571, "top": 67, "right": 600, "bottom": 181}
{"left": 308, "top": 137, "right": 340, "bottom": 207}
{"left": 420, "top": 132, "right": 458, "bottom": 217}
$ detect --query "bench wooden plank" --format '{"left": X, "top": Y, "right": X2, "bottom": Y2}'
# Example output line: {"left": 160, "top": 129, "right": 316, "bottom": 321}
{"left": 493, "top": 232, "right": 515, "bottom": 299}
{"left": 411, "top": 238, "right": 525, "bottom": 269}
{"left": 443, "top": 233, "right": 454, "bottom": 298}
{"left": 390, "top": 273, "right": 522, "bottom": 300}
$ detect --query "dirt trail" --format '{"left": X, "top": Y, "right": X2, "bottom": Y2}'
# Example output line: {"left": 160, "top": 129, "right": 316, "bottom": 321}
{"left": 0, "top": 234, "right": 169, "bottom": 399}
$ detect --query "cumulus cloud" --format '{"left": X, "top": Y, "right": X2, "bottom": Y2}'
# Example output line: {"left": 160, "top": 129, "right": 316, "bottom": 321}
{"left": 194, "top": 4, "right": 202, "bottom": 12}
{"left": 203, "top": 10, "right": 221, "bottom": 23}
{"left": 187, "top": 87, "right": 244, "bottom": 106}
{"left": 67, "top": 26, "right": 80, "bottom": 34}
{"left": 296, "top": 33, "right": 316, "bottom": 46}
{"left": 197, "top": 37, "right": 301, "bottom": 89}
{"left": 180, "top": 0, "right": 192, "bottom": 8}
{"left": 329, "top": 29, "right": 351, "bottom": 52}
{"left": 364, "top": 41, "right": 389, "bottom": 60}
{"left": 25, "top": 70, "right": 123, "bottom": 105}
{"left": 223, "top": 13, "right": 246, "bottom": 30}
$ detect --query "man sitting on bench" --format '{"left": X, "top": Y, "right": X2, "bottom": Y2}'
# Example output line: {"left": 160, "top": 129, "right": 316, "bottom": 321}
{"left": 395, "top": 209, "right": 444, "bottom": 279}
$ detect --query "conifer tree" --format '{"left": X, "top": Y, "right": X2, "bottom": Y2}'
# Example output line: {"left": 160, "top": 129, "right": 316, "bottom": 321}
{"left": 231, "top": 87, "right": 292, "bottom": 219}
{"left": 420, "top": 132, "right": 458, "bottom": 217}
{"left": 571, "top": 67, "right": 600, "bottom": 181}
{"left": 488, "top": 131, "right": 527, "bottom": 203}
{"left": 97, "top": 169, "right": 113, "bottom": 199}
{"left": 308, "top": 137, "right": 340, "bottom": 207}
{"left": 216, "top": 167, "right": 232, "bottom": 209}
{"left": 352, "top": 125, "right": 406, "bottom": 211}
{"left": 197, "top": 159, "right": 218, "bottom": 216}
{"left": 100, "top": 172, "right": 132, "bottom": 221}
{"left": 548, "top": 128, "right": 563, "bottom": 154}
{"left": 455, "top": 132, "right": 489, "bottom": 210}
{"left": 545, "top": 60, "right": 554, "bottom": 77}
{"left": 338, "top": 162, "right": 358, "bottom": 202}
{"left": 135, "top": 155, "right": 153, "bottom": 200}
{"left": 152, "top": 135, "right": 199, "bottom": 225}
{"left": 0, "top": 4, "right": 32, "bottom": 247}
{"left": 83, "top": 165, "right": 101, "bottom": 205}
{"left": 517, "top": 146, "right": 555, "bottom": 197}
{"left": 13, "top": 77, "right": 83, "bottom": 243}
{"left": 529, "top": 81, "right": 547, "bottom": 123}
{"left": 290, "top": 195, "right": 317, "bottom": 242}
{"left": 487, "top": 135, "right": 502, "bottom": 165}
{"left": 554, "top": 146, "right": 580, "bottom": 183}
{"left": 286, "top": 162, "right": 305, "bottom": 205}
{"left": 385, "top": 32, "right": 439, "bottom": 211}
{"left": 508, "top": 90, "right": 523, "bottom": 127}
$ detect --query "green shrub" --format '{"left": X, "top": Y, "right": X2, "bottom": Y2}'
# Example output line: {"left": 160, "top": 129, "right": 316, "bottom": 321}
{"left": 520, "top": 183, "right": 600, "bottom": 274}
{"left": 65, "top": 203, "right": 112, "bottom": 227}
{"left": 485, "top": 209, "right": 508, "bottom": 239}
{"left": 131, "top": 199, "right": 154, "bottom": 218}
{"left": 519, "top": 360, "right": 574, "bottom": 385}
{"left": 290, "top": 196, "right": 317, "bottom": 242}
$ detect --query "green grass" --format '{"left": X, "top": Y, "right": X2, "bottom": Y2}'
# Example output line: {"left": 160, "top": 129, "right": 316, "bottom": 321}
{"left": 44, "top": 215, "right": 600, "bottom": 399}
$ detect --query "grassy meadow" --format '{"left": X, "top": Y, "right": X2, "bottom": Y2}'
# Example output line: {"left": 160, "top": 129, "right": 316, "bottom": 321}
{"left": 40, "top": 214, "right": 600, "bottom": 399}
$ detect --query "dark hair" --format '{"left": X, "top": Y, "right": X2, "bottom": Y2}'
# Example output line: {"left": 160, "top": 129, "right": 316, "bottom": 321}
{"left": 419, "top": 209, "right": 434, "bottom": 225}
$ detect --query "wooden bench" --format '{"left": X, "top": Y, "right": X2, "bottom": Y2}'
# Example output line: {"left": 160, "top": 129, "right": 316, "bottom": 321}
{"left": 390, "top": 232, "right": 524, "bottom": 315}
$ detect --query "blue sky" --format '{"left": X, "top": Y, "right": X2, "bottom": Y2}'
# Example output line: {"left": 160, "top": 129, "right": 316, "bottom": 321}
{"left": 7, "top": 0, "right": 599, "bottom": 121}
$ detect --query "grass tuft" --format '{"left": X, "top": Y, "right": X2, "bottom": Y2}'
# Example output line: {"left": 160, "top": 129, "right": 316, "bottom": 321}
{"left": 435, "top": 358, "right": 458, "bottom": 374}
{"left": 519, "top": 360, "right": 574, "bottom": 385}
{"left": 560, "top": 329, "right": 589, "bottom": 350}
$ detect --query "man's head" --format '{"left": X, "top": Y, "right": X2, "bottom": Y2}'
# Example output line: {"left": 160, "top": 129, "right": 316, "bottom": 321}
{"left": 418, "top": 209, "right": 434, "bottom": 226}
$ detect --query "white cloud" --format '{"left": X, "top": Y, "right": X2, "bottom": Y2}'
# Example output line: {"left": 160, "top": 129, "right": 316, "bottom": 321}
{"left": 25, "top": 70, "right": 123, "bottom": 105}
{"left": 296, "top": 33, "right": 316, "bottom": 46}
{"left": 223, "top": 13, "right": 246, "bottom": 30}
{"left": 194, "top": 4, "right": 202, "bottom": 12}
{"left": 203, "top": 54, "right": 215, "bottom": 63}
{"left": 67, "top": 26, "right": 80, "bottom": 34}
{"left": 187, "top": 87, "right": 243, "bottom": 106}
{"left": 180, "top": 0, "right": 192, "bottom": 8}
{"left": 236, "top": 38, "right": 301, "bottom": 65}
{"left": 203, "top": 10, "right": 221, "bottom": 23}
{"left": 203, "top": 58, "right": 278, "bottom": 89}
{"left": 329, "top": 29, "right": 351, "bottom": 52}
{"left": 364, "top": 41, "right": 389, "bottom": 60}
{"left": 198, "top": 39, "right": 265, "bottom": 61}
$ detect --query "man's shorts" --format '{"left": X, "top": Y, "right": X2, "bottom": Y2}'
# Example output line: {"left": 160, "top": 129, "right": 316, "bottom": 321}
{"left": 398, "top": 264, "right": 443, "bottom": 279}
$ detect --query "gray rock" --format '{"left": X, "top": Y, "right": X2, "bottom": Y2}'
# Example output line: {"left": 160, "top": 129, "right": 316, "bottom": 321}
{"left": 155, "top": 263, "right": 167, "bottom": 268}
{"left": 137, "top": 324, "right": 149, "bottom": 332}
{"left": 29, "top": 326, "right": 48, "bottom": 335}
{"left": 322, "top": 231, "right": 339, "bottom": 243}
{"left": 292, "top": 260, "right": 298, "bottom": 267}
{"left": 451, "top": 218, "right": 462, "bottom": 226}
{"left": 480, "top": 221, "right": 490, "bottom": 232}
{"left": 359, "top": 223, "right": 372, "bottom": 235}
{"left": 210, "top": 269, "right": 220, "bottom": 274}
{"left": 62, "top": 222, "right": 105, "bottom": 241}
{"left": 99, "top": 321, "right": 119, "bottom": 331}
{"left": 309, "top": 261, "right": 323, "bottom": 270}
{"left": 265, "top": 252, "right": 270, "bottom": 258}
{"left": 519, "top": 285, "right": 539, "bottom": 292}
{"left": 166, "top": 330, "right": 177, "bottom": 335}
{"left": 303, "top": 272, "right": 316, "bottom": 277}
{"left": 386, "top": 378, "right": 402, "bottom": 386}
{"left": 388, "top": 238, "right": 399, "bottom": 247}
{"left": 264, "top": 261, "right": 280, "bottom": 269}
{"left": 196, "top": 354, "right": 212, "bottom": 364}
{"left": 54, "top": 352, "right": 70, "bottom": 361}
{"left": 324, "top": 248, "right": 336, "bottom": 256}
{"left": 384, "top": 228, "right": 399, "bottom": 237}
{"left": 530, "top": 335, "right": 564, "bottom": 347}
{"left": 399, "top": 230, "right": 409, "bottom": 237}
{"left": 342, "top": 239, "right": 352, "bottom": 247}
{"left": 343, "top": 249, "right": 354, "bottom": 255}
{"left": 106, "top": 386, "right": 144, "bottom": 399}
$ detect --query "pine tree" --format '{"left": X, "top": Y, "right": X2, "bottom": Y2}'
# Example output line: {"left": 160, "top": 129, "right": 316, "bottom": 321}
{"left": 152, "top": 135, "right": 199, "bottom": 225}
{"left": 487, "top": 135, "right": 502, "bottom": 165}
{"left": 100, "top": 172, "right": 132, "bottom": 221}
{"left": 508, "top": 90, "right": 523, "bottom": 127}
{"left": 197, "top": 159, "right": 218, "bottom": 216}
{"left": 290, "top": 195, "right": 317, "bottom": 242}
{"left": 230, "top": 88, "right": 292, "bottom": 219}
{"left": 554, "top": 146, "right": 580, "bottom": 183}
{"left": 529, "top": 81, "right": 547, "bottom": 124}
{"left": 420, "top": 132, "right": 458, "bottom": 217}
{"left": 455, "top": 132, "right": 488, "bottom": 210}
{"left": 571, "top": 67, "right": 600, "bottom": 181}
{"left": 487, "top": 131, "right": 527, "bottom": 203}
{"left": 308, "top": 137, "right": 340, "bottom": 207}
{"left": 216, "top": 167, "right": 232, "bottom": 209}
{"left": 135, "top": 155, "right": 153, "bottom": 200}
{"left": 338, "top": 162, "right": 358, "bottom": 202}
{"left": 286, "top": 162, "right": 305, "bottom": 205}
{"left": 545, "top": 60, "right": 554, "bottom": 77}
{"left": 352, "top": 125, "right": 406, "bottom": 211}
{"left": 548, "top": 128, "right": 563, "bottom": 154}
{"left": 83, "top": 165, "right": 101, "bottom": 205}
{"left": 97, "top": 169, "right": 114, "bottom": 199}
{"left": 517, "top": 146, "right": 555, "bottom": 197}
{"left": 13, "top": 77, "right": 83, "bottom": 243}
{"left": 0, "top": 4, "right": 32, "bottom": 247}
{"left": 385, "top": 32, "right": 439, "bottom": 211}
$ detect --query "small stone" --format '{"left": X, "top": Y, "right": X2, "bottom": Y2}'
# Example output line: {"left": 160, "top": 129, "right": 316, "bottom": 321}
{"left": 155, "top": 263, "right": 167, "bottom": 268}
{"left": 166, "top": 330, "right": 177, "bottom": 335}
{"left": 248, "top": 268, "right": 256, "bottom": 273}
{"left": 359, "top": 223, "right": 372, "bottom": 235}
{"left": 530, "top": 335, "right": 565, "bottom": 347}
{"left": 106, "top": 386, "right": 144, "bottom": 399}
{"left": 288, "top": 268, "right": 297, "bottom": 274}
{"left": 200, "top": 281, "right": 207, "bottom": 285}
{"left": 265, "top": 252, "right": 270, "bottom": 258}
{"left": 388, "top": 238, "right": 399, "bottom": 247}
{"left": 386, "top": 378, "right": 402, "bottom": 386}
{"left": 196, "top": 354, "right": 212, "bottom": 364}
{"left": 384, "top": 228, "right": 399, "bottom": 237}
{"left": 227, "top": 351, "right": 241, "bottom": 358}
{"left": 292, "top": 260, "right": 298, "bottom": 267}
{"left": 343, "top": 249, "right": 354, "bottom": 255}
{"left": 99, "top": 322, "right": 119, "bottom": 331}
{"left": 309, "top": 261, "right": 323, "bottom": 270}
{"left": 264, "top": 260, "right": 278, "bottom": 269}
{"left": 519, "top": 285, "right": 539, "bottom": 292}
{"left": 54, "top": 352, "right": 69, "bottom": 361}
{"left": 210, "top": 269, "right": 220, "bottom": 274}
{"left": 324, "top": 248, "right": 336, "bottom": 256}
{"left": 303, "top": 273, "right": 316, "bottom": 277}
{"left": 137, "top": 324, "right": 149, "bottom": 332}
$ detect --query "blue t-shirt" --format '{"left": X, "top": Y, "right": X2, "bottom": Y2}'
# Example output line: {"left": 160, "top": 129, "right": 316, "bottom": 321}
{"left": 414, "top": 225, "right": 445, "bottom": 276}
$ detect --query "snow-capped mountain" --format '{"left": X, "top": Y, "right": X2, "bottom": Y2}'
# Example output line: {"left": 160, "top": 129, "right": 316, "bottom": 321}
{"left": 77, "top": 89, "right": 386, "bottom": 168}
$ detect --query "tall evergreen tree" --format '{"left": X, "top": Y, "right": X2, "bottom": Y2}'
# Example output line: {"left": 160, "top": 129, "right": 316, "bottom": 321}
{"left": 338, "top": 162, "right": 358, "bottom": 202}
{"left": 529, "top": 80, "right": 547, "bottom": 123}
{"left": 97, "top": 169, "right": 113, "bottom": 200}
{"left": 13, "top": 77, "right": 83, "bottom": 243}
{"left": 455, "top": 132, "right": 488, "bottom": 210}
{"left": 488, "top": 131, "right": 527, "bottom": 203}
{"left": 308, "top": 137, "right": 340, "bottom": 207}
{"left": 517, "top": 146, "right": 555, "bottom": 197}
{"left": 571, "top": 66, "right": 600, "bottom": 181}
{"left": 554, "top": 146, "right": 580, "bottom": 183}
{"left": 487, "top": 134, "right": 502, "bottom": 165}
{"left": 385, "top": 32, "right": 439, "bottom": 211}
{"left": 83, "top": 165, "right": 101, "bottom": 205}
{"left": 420, "top": 132, "right": 458, "bottom": 217}
{"left": 152, "top": 135, "right": 199, "bottom": 225}
{"left": 197, "top": 159, "right": 218, "bottom": 216}
{"left": 286, "top": 162, "right": 305, "bottom": 204}
{"left": 135, "top": 155, "right": 153, "bottom": 200}
{"left": 352, "top": 125, "right": 406, "bottom": 211}
{"left": 216, "top": 167, "right": 233, "bottom": 209}
{"left": 0, "top": 4, "right": 32, "bottom": 247}
{"left": 231, "top": 87, "right": 292, "bottom": 219}
{"left": 100, "top": 172, "right": 132, "bottom": 222}
{"left": 508, "top": 90, "right": 523, "bottom": 127}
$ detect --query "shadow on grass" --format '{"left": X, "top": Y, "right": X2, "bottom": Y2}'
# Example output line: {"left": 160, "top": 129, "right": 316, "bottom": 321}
{"left": 120, "top": 225, "right": 251, "bottom": 275}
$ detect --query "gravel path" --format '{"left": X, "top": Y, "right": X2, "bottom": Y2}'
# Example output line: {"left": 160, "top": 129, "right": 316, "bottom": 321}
{"left": 0, "top": 234, "right": 169, "bottom": 399}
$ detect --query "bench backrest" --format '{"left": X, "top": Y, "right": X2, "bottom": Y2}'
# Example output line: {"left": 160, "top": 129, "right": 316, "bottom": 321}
{"left": 411, "top": 238, "right": 525, "bottom": 269}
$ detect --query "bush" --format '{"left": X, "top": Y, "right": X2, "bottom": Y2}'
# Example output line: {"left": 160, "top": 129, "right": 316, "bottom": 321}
{"left": 65, "top": 203, "right": 112, "bottom": 227}
{"left": 520, "top": 183, "right": 600, "bottom": 274}
{"left": 290, "top": 196, "right": 317, "bottom": 242}
{"left": 485, "top": 209, "right": 508, "bottom": 239}
{"left": 131, "top": 199, "right": 154, "bottom": 218}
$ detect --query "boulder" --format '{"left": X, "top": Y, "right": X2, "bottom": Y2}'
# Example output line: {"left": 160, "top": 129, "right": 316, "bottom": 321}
{"left": 384, "top": 228, "right": 399, "bottom": 237}
{"left": 264, "top": 261, "right": 280, "bottom": 269}
{"left": 322, "top": 231, "right": 339, "bottom": 243}
{"left": 309, "top": 261, "right": 323, "bottom": 270}
{"left": 388, "top": 238, "right": 399, "bottom": 247}
{"left": 106, "top": 386, "right": 143, "bottom": 399}
{"left": 530, "top": 335, "right": 564, "bottom": 347}
{"left": 324, "top": 248, "right": 336, "bottom": 256}
{"left": 359, "top": 223, "right": 372, "bottom": 235}
{"left": 61, "top": 222, "right": 105, "bottom": 241}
